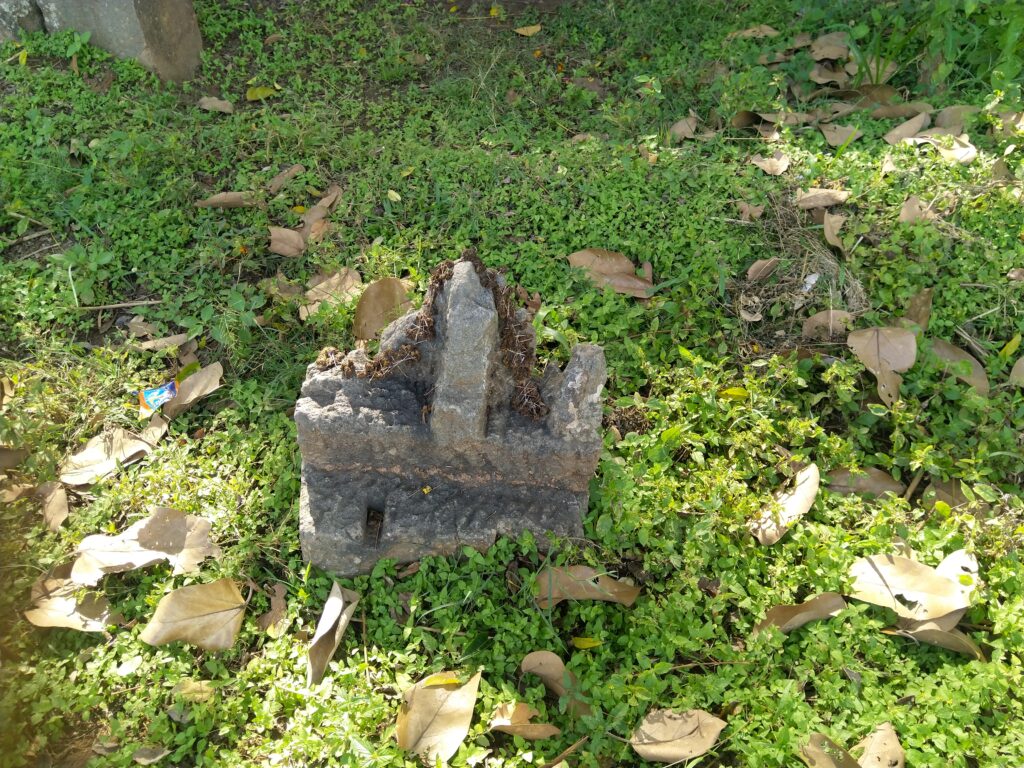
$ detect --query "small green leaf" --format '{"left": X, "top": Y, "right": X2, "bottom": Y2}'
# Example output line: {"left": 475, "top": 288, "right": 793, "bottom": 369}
{"left": 718, "top": 386, "right": 748, "bottom": 401}
{"left": 246, "top": 86, "right": 279, "bottom": 101}
{"left": 387, "top": 189, "right": 401, "bottom": 202}
{"left": 571, "top": 636, "right": 602, "bottom": 649}
{"left": 1000, "top": 333, "right": 1021, "bottom": 360}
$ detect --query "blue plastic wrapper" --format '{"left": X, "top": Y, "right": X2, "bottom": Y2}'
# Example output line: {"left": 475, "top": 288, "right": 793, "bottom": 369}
{"left": 138, "top": 381, "right": 177, "bottom": 417}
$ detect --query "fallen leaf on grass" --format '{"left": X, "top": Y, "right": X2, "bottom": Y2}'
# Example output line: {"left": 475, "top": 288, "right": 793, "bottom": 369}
{"left": 72, "top": 507, "right": 219, "bottom": 585}
{"left": 267, "top": 163, "right": 304, "bottom": 195}
{"left": 630, "top": 709, "right": 727, "bottom": 763}
{"left": 847, "top": 327, "right": 917, "bottom": 407}
{"left": 488, "top": 702, "right": 561, "bottom": 740}
{"left": 163, "top": 362, "right": 223, "bottom": 418}
{"left": 396, "top": 671, "right": 481, "bottom": 764}
{"left": 749, "top": 151, "right": 790, "bottom": 175}
{"left": 307, "top": 583, "right": 361, "bottom": 685}
{"left": 848, "top": 553, "right": 974, "bottom": 626}
{"left": 59, "top": 415, "right": 167, "bottom": 486}
{"left": 268, "top": 226, "right": 306, "bottom": 257}
{"left": 197, "top": 96, "right": 233, "bottom": 114}
{"left": 826, "top": 467, "right": 905, "bottom": 497}
{"left": 820, "top": 123, "right": 862, "bottom": 147}
{"left": 726, "top": 24, "right": 779, "bottom": 40}
{"left": 936, "top": 134, "right": 978, "bottom": 165}
{"left": 0, "top": 446, "right": 28, "bottom": 470}
{"left": 196, "top": 191, "right": 256, "bottom": 208}
{"left": 883, "top": 621, "right": 985, "bottom": 660}
{"left": 852, "top": 722, "right": 905, "bottom": 768}
{"left": 245, "top": 85, "right": 279, "bottom": 101}
{"left": 796, "top": 188, "right": 850, "bottom": 209}
{"left": 870, "top": 101, "right": 933, "bottom": 119}
{"left": 132, "top": 747, "right": 170, "bottom": 765}
{"left": 810, "top": 62, "right": 849, "bottom": 87}
{"left": 823, "top": 213, "right": 847, "bottom": 249}
{"left": 810, "top": 31, "right": 849, "bottom": 60}
{"left": 802, "top": 310, "right": 854, "bottom": 340}
{"left": 172, "top": 678, "right": 215, "bottom": 703}
{"left": 567, "top": 248, "right": 654, "bottom": 299}
{"left": 934, "top": 105, "right": 979, "bottom": 135}
{"left": 24, "top": 580, "right": 123, "bottom": 632}
{"left": 754, "top": 592, "right": 847, "bottom": 634}
{"left": 747, "top": 258, "right": 779, "bottom": 281}
{"left": 300, "top": 268, "right": 362, "bottom": 321}
{"left": 930, "top": 339, "right": 989, "bottom": 395}
{"left": 669, "top": 114, "right": 698, "bottom": 141}
{"left": 138, "top": 333, "right": 189, "bottom": 351}
{"left": 898, "top": 196, "right": 937, "bottom": 224}
{"left": 299, "top": 184, "right": 342, "bottom": 241}
{"left": 0, "top": 483, "right": 34, "bottom": 502}
{"left": 520, "top": 650, "right": 591, "bottom": 716}
{"left": 749, "top": 463, "right": 820, "bottom": 545}
{"left": 256, "top": 583, "right": 288, "bottom": 638}
{"left": 1010, "top": 357, "right": 1024, "bottom": 386}
{"left": 883, "top": 113, "right": 931, "bottom": 146}
{"left": 140, "top": 578, "right": 245, "bottom": 651}
{"left": 36, "top": 481, "right": 69, "bottom": 530}
{"left": 514, "top": 24, "right": 541, "bottom": 37}
{"left": 534, "top": 565, "right": 640, "bottom": 609}
{"left": 800, "top": 734, "right": 860, "bottom": 768}
{"left": 353, "top": 277, "right": 413, "bottom": 340}
{"left": 738, "top": 202, "right": 765, "bottom": 221}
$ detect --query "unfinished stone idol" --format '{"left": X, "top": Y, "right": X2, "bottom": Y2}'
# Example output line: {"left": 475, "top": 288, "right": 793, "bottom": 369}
{"left": 295, "top": 253, "right": 606, "bottom": 576}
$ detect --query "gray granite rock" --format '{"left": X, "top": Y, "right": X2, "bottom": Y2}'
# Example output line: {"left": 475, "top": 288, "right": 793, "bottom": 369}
{"left": 296, "top": 256, "right": 606, "bottom": 576}
{"left": 0, "top": 0, "right": 43, "bottom": 41}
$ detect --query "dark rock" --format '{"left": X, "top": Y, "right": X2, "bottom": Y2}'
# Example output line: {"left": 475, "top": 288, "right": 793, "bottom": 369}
{"left": 0, "top": 0, "right": 44, "bottom": 41}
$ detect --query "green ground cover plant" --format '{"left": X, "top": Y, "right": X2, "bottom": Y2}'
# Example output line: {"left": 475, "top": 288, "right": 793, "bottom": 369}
{"left": 1, "top": 0, "right": 1023, "bottom": 765}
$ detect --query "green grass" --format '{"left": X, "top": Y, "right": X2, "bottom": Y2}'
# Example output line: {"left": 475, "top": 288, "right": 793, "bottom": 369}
{"left": 2, "top": 0, "right": 1024, "bottom": 766}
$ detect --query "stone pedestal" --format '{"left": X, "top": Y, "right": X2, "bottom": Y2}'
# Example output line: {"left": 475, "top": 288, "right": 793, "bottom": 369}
{"left": 295, "top": 256, "right": 606, "bottom": 576}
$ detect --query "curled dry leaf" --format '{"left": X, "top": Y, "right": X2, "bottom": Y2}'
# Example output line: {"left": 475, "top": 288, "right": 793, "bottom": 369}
{"left": 197, "top": 96, "right": 233, "bottom": 114}
{"left": 884, "top": 621, "right": 985, "bottom": 660}
{"left": 396, "top": 671, "right": 481, "bottom": 764}
{"left": 138, "top": 333, "right": 189, "bottom": 351}
{"left": 823, "top": 213, "right": 847, "bottom": 249}
{"left": 749, "top": 463, "right": 819, "bottom": 545}
{"left": 754, "top": 592, "right": 847, "bottom": 634}
{"left": 669, "top": 114, "right": 698, "bottom": 141}
{"left": 936, "top": 135, "right": 978, "bottom": 165}
{"left": 535, "top": 565, "right": 640, "bottom": 609}
{"left": 307, "top": 582, "right": 361, "bottom": 685}
{"left": 853, "top": 722, "right": 905, "bottom": 768}
{"left": 514, "top": 24, "right": 542, "bottom": 37}
{"left": 871, "top": 101, "right": 933, "bottom": 120}
{"left": 883, "top": 113, "right": 931, "bottom": 146}
{"left": 810, "top": 61, "right": 849, "bottom": 87}
{"left": 196, "top": 191, "right": 256, "bottom": 208}
{"left": 738, "top": 201, "right": 765, "bottom": 221}
{"left": 59, "top": 414, "right": 167, "bottom": 486}
{"left": 820, "top": 123, "right": 862, "bottom": 147}
{"left": 749, "top": 151, "right": 790, "bottom": 175}
{"left": 802, "top": 310, "right": 855, "bottom": 340}
{"left": 298, "top": 184, "right": 342, "bottom": 241}
{"left": 848, "top": 553, "right": 974, "bottom": 626}
{"left": 300, "top": 268, "right": 362, "bottom": 321}
{"left": 269, "top": 226, "right": 306, "bottom": 257}
{"left": 796, "top": 188, "right": 850, "bottom": 209}
{"left": 847, "top": 327, "right": 917, "bottom": 406}
{"left": 0, "top": 483, "right": 35, "bottom": 502}
{"left": 72, "top": 507, "right": 219, "bottom": 585}
{"left": 488, "top": 702, "right": 561, "bottom": 740}
{"left": 132, "top": 747, "right": 170, "bottom": 765}
{"left": 930, "top": 339, "right": 989, "bottom": 395}
{"left": 164, "top": 362, "right": 223, "bottom": 418}
{"left": 256, "top": 583, "right": 288, "bottom": 638}
{"left": 353, "top": 277, "right": 413, "bottom": 340}
{"left": 24, "top": 580, "right": 123, "bottom": 632}
{"left": 567, "top": 248, "right": 654, "bottom": 299}
{"left": 520, "top": 650, "right": 591, "bottom": 716}
{"left": 630, "top": 709, "right": 727, "bottom": 763}
{"left": 267, "top": 163, "right": 304, "bottom": 195}
{"left": 36, "top": 481, "right": 69, "bottom": 531}
{"left": 140, "top": 578, "right": 245, "bottom": 651}
{"left": 800, "top": 734, "right": 860, "bottom": 768}
{"left": 747, "top": 258, "right": 779, "bottom": 281}
{"left": 826, "top": 467, "right": 905, "bottom": 497}
{"left": 810, "top": 31, "right": 849, "bottom": 60}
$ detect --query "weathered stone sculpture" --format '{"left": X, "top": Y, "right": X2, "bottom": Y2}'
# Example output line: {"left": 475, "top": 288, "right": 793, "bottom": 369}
{"left": 295, "top": 254, "right": 606, "bottom": 576}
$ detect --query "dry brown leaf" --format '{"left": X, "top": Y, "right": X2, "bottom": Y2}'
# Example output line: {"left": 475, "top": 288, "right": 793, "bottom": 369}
{"left": 1009, "top": 268, "right": 1024, "bottom": 282}
{"left": 71, "top": 507, "right": 218, "bottom": 585}
{"left": 669, "top": 115, "right": 698, "bottom": 141}
{"left": 810, "top": 62, "right": 849, "bottom": 87}
{"left": 823, "top": 213, "right": 847, "bottom": 249}
{"left": 256, "top": 583, "right": 288, "bottom": 638}
{"left": 24, "top": 580, "right": 123, "bottom": 632}
{"left": 0, "top": 483, "right": 35, "bottom": 503}
{"left": 934, "top": 105, "right": 979, "bottom": 135}
{"left": 820, "top": 123, "right": 862, "bottom": 147}
{"left": 59, "top": 415, "right": 167, "bottom": 486}
{"left": 800, "top": 734, "right": 860, "bottom": 768}
{"left": 898, "top": 196, "right": 937, "bottom": 224}
{"left": 396, "top": 671, "right": 481, "bottom": 763}
{"left": 871, "top": 102, "right": 933, "bottom": 121}
{"left": 750, "top": 151, "right": 790, "bottom": 175}
{"left": 630, "top": 709, "right": 727, "bottom": 763}
{"left": 884, "top": 621, "right": 985, "bottom": 660}
{"left": 197, "top": 96, "right": 233, "bottom": 114}
{"left": 930, "top": 339, "right": 989, "bottom": 395}
{"left": 196, "top": 191, "right": 256, "bottom": 208}
{"left": 0, "top": 446, "right": 28, "bottom": 470}
{"left": 754, "top": 592, "right": 847, "bottom": 634}
{"left": 131, "top": 746, "right": 170, "bottom": 765}
{"left": 880, "top": 154, "right": 897, "bottom": 176}
{"left": 36, "top": 481, "right": 69, "bottom": 531}
{"left": 307, "top": 583, "right": 361, "bottom": 685}
{"left": 138, "top": 333, "right": 189, "bottom": 351}
{"left": 860, "top": 56, "right": 898, "bottom": 84}
{"left": 139, "top": 578, "right": 245, "bottom": 651}
{"left": 936, "top": 134, "right": 978, "bottom": 165}
{"left": 749, "top": 463, "right": 820, "bottom": 545}
{"left": 514, "top": 24, "right": 542, "bottom": 37}
{"left": 826, "top": 467, "right": 905, "bottom": 497}
{"left": 127, "top": 316, "right": 158, "bottom": 338}
{"left": 848, "top": 554, "right": 974, "bottom": 624}
{"left": 268, "top": 226, "right": 306, "bottom": 258}
{"left": 164, "top": 362, "right": 223, "bottom": 418}
{"left": 811, "top": 31, "right": 849, "bottom": 60}
{"left": 488, "top": 702, "right": 561, "bottom": 740}
{"left": 567, "top": 248, "right": 654, "bottom": 299}
{"left": 883, "top": 113, "right": 931, "bottom": 145}
{"left": 298, "top": 184, "right": 342, "bottom": 241}
{"left": 353, "top": 277, "right": 413, "bottom": 340}
{"left": 747, "top": 258, "right": 780, "bottom": 281}
{"left": 260, "top": 273, "right": 304, "bottom": 301}
{"left": 267, "top": 163, "right": 304, "bottom": 195}
{"left": 816, "top": 101, "right": 859, "bottom": 123}
{"left": 726, "top": 24, "right": 779, "bottom": 40}
{"left": 796, "top": 188, "right": 850, "bottom": 209}
{"left": 847, "top": 326, "right": 917, "bottom": 404}
{"left": 299, "top": 268, "right": 362, "bottom": 321}
{"left": 1010, "top": 357, "right": 1024, "bottom": 386}
{"left": 853, "top": 723, "right": 905, "bottom": 768}
{"left": 172, "top": 678, "right": 216, "bottom": 702}
{"left": 802, "top": 309, "right": 854, "bottom": 340}
{"left": 535, "top": 565, "right": 640, "bottom": 609}
{"left": 520, "top": 650, "right": 591, "bottom": 716}
{"left": 738, "top": 201, "right": 765, "bottom": 221}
